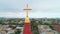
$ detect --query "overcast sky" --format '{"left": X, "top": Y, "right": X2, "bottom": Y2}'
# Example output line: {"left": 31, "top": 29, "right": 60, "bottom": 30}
{"left": 0, "top": 0, "right": 60, "bottom": 18}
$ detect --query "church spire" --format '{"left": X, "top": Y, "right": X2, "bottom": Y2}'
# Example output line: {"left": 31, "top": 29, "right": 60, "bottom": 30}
{"left": 23, "top": 4, "right": 32, "bottom": 34}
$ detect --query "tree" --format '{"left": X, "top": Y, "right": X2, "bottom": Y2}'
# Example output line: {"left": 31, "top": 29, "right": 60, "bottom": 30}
{"left": 49, "top": 25, "right": 55, "bottom": 30}
{"left": 15, "top": 29, "right": 21, "bottom": 34}
{"left": 31, "top": 20, "right": 39, "bottom": 34}
{"left": 0, "top": 19, "right": 3, "bottom": 24}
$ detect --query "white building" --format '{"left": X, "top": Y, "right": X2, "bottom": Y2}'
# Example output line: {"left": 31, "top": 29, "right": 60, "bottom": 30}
{"left": 38, "top": 25, "right": 59, "bottom": 34}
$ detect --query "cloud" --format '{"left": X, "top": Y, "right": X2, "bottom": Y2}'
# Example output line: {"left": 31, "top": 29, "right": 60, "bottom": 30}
{"left": 0, "top": 0, "right": 60, "bottom": 18}
{"left": 0, "top": 11, "right": 26, "bottom": 18}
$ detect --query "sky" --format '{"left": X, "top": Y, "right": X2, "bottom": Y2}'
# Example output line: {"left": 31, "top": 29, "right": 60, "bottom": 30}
{"left": 0, "top": 0, "right": 60, "bottom": 18}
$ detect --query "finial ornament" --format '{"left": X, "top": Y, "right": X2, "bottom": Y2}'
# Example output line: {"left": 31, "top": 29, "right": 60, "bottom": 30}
{"left": 23, "top": 4, "right": 32, "bottom": 23}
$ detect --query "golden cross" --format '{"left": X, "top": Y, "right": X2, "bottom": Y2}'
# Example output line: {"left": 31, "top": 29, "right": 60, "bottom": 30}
{"left": 24, "top": 4, "right": 32, "bottom": 17}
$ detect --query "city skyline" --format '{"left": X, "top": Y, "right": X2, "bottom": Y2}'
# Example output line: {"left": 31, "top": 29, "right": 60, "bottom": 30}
{"left": 0, "top": 0, "right": 60, "bottom": 18}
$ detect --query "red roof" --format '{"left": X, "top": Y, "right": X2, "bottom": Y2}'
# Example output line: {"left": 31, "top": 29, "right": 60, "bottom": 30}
{"left": 23, "top": 23, "right": 32, "bottom": 34}
{"left": 54, "top": 25, "right": 60, "bottom": 32}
